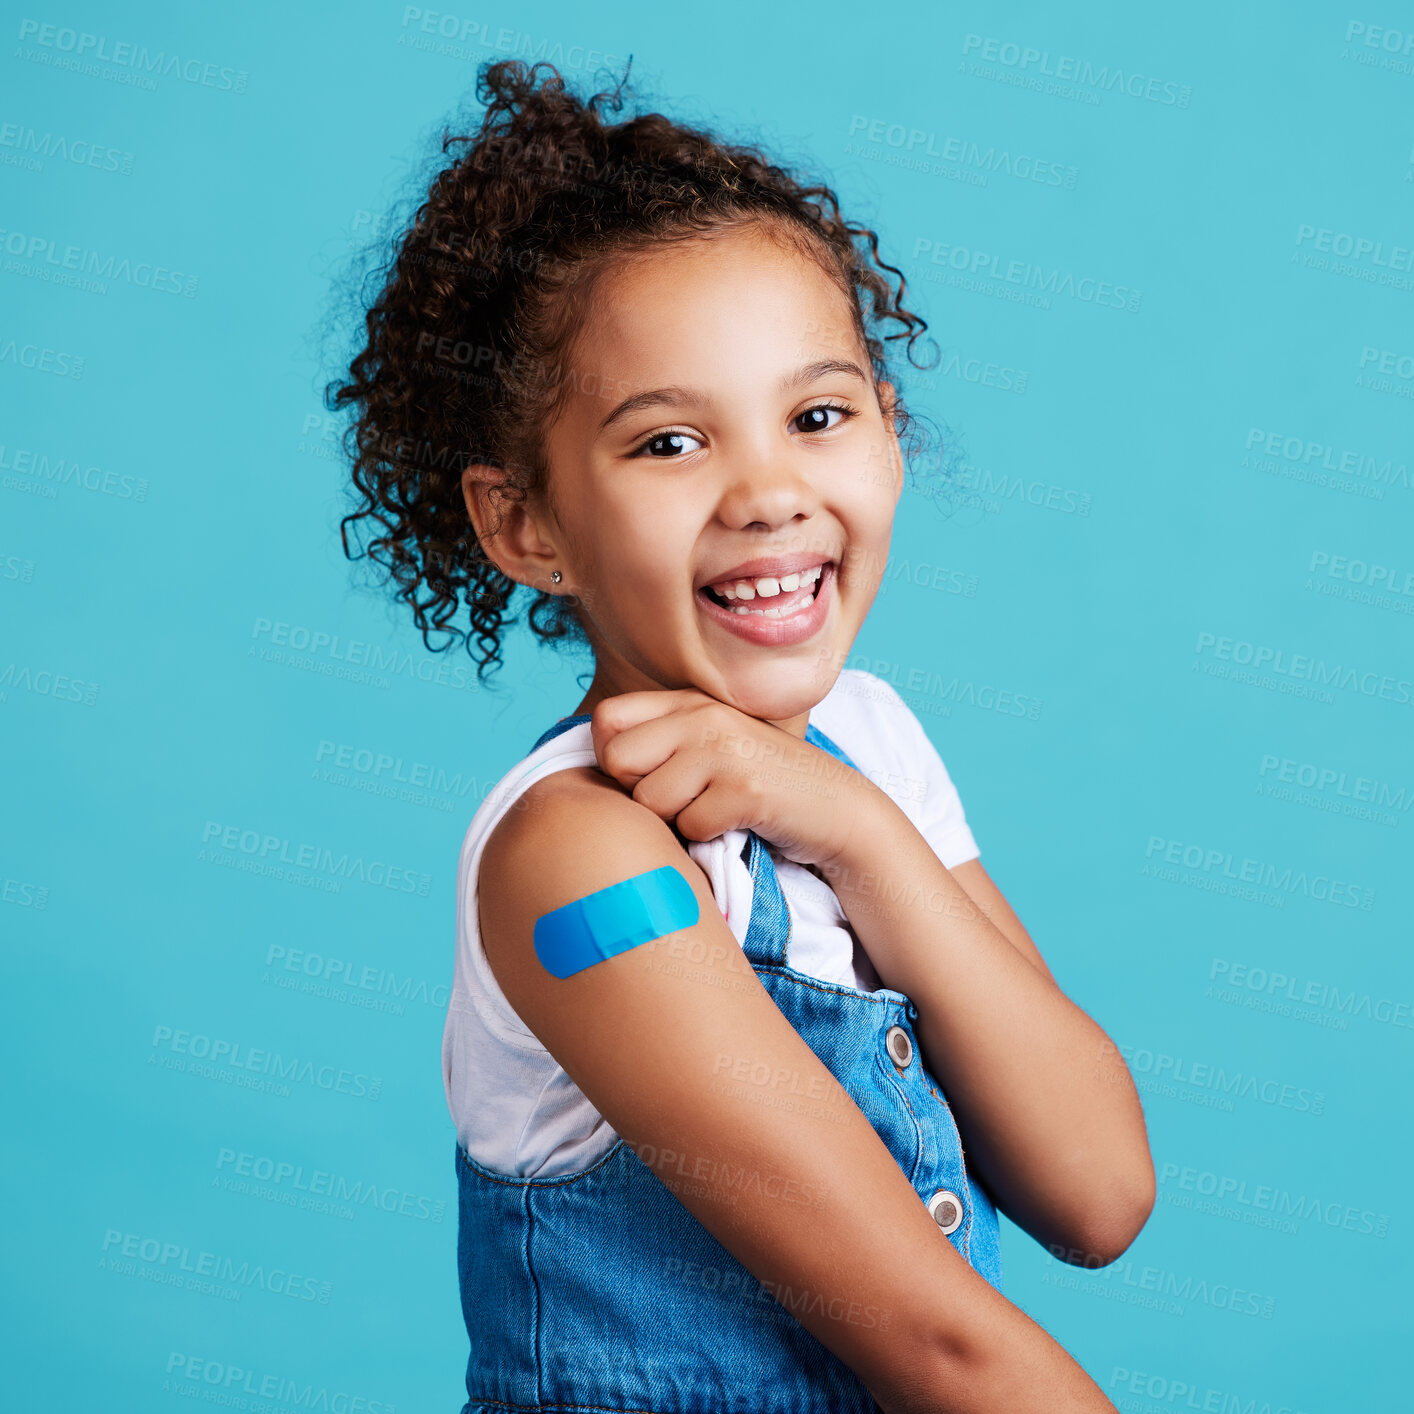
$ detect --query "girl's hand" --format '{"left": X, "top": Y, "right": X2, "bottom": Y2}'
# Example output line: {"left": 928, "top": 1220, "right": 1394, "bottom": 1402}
{"left": 588, "top": 688, "right": 875, "bottom": 869}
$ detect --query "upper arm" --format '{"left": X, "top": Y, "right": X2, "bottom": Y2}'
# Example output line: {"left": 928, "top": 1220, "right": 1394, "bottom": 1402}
{"left": 478, "top": 767, "right": 1008, "bottom": 1405}
{"left": 864, "top": 674, "right": 1055, "bottom": 987}
{"left": 948, "top": 858, "right": 1057, "bottom": 986}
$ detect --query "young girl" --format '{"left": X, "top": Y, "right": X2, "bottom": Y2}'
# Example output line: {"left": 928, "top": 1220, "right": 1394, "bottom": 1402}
{"left": 331, "top": 58, "right": 1153, "bottom": 1414}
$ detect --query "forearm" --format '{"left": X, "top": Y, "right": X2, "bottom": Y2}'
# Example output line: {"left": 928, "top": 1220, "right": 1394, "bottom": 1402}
{"left": 877, "top": 1272, "right": 1121, "bottom": 1414}
{"left": 818, "top": 783, "right": 1152, "bottom": 1262}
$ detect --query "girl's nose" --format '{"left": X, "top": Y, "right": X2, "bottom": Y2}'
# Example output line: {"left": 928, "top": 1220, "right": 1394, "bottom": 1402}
{"left": 715, "top": 455, "right": 822, "bottom": 532}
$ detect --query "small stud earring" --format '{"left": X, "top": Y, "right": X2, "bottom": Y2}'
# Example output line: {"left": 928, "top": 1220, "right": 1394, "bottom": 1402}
{"left": 550, "top": 570, "right": 562, "bottom": 584}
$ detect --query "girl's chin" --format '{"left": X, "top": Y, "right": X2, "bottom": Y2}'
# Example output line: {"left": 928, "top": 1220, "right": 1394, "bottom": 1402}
{"left": 696, "top": 662, "right": 841, "bottom": 721}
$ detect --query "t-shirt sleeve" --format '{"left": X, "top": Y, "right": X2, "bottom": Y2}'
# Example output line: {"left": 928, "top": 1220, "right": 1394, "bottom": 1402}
{"left": 859, "top": 672, "right": 981, "bottom": 869}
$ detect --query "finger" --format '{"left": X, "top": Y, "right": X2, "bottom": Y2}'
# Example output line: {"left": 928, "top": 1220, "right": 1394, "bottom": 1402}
{"left": 597, "top": 705, "right": 718, "bottom": 787}
{"left": 674, "top": 780, "right": 755, "bottom": 845}
{"left": 591, "top": 687, "right": 712, "bottom": 739}
{"left": 590, "top": 691, "right": 694, "bottom": 780}
{"left": 629, "top": 752, "right": 712, "bottom": 831}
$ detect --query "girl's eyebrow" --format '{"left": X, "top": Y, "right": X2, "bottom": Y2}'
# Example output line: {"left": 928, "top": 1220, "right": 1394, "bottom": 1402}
{"left": 596, "top": 358, "right": 870, "bottom": 435}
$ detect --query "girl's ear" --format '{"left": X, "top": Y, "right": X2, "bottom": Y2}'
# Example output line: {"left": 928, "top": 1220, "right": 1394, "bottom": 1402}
{"left": 460, "top": 462, "right": 561, "bottom": 594}
{"left": 459, "top": 462, "right": 503, "bottom": 562}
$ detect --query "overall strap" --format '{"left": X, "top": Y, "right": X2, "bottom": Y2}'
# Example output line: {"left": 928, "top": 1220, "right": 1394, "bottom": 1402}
{"left": 739, "top": 831, "right": 791, "bottom": 968}
{"left": 530, "top": 714, "right": 592, "bottom": 754}
{"left": 740, "top": 718, "right": 862, "bottom": 968}
{"left": 804, "top": 720, "right": 862, "bottom": 773}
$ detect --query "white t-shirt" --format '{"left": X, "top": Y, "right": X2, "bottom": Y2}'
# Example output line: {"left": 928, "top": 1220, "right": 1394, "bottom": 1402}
{"left": 440, "top": 668, "right": 981, "bottom": 1178}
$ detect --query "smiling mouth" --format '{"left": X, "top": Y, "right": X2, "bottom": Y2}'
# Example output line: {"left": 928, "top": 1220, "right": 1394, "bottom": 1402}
{"left": 700, "top": 562, "right": 830, "bottom": 618}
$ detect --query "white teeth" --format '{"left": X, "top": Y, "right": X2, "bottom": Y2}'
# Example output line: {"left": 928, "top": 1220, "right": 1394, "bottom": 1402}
{"left": 713, "top": 563, "right": 824, "bottom": 601}
{"left": 708, "top": 563, "right": 828, "bottom": 617}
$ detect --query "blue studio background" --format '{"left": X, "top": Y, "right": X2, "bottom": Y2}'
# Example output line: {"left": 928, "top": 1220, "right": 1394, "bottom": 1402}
{"left": 4, "top": 2, "right": 1411, "bottom": 1408}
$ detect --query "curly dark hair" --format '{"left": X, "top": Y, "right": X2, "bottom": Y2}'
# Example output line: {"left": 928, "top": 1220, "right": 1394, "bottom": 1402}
{"left": 324, "top": 57, "right": 944, "bottom": 686}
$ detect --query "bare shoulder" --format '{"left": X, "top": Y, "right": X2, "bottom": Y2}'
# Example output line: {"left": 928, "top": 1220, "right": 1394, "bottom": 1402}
{"left": 482, "top": 764, "right": 709, "bottom": 908}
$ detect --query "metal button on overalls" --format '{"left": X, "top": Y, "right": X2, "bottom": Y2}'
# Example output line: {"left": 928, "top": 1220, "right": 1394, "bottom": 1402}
{"left": 928, "top": 1187, "right": 964, "bottom": 1235}
{"left": 885, "top": 1024, "right": 913, "bottom": 1069}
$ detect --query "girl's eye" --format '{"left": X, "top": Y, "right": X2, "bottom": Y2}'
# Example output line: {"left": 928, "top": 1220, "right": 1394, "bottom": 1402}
{"left": 632, "top": 430, "right": 706, "bottom": 459}
{"left": 793, "top": 401, "right": 856, "bottom": 435}
{"left": 629, "top": 402, "right": 857, "bottom": 459}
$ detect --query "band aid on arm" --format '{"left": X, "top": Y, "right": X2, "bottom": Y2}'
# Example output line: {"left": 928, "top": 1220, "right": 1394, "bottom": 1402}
{"left": 533, "top": 865, "right": 700, "bottom": 979}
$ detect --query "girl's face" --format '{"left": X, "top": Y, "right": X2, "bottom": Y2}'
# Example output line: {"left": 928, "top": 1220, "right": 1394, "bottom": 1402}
{"left": 532, "top": 222, "right": 903, "bottom": 733}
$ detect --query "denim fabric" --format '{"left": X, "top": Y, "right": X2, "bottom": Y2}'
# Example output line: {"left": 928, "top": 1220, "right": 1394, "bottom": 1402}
{"left": 454, "top": 714, "right": 1003, "bottom": 1413}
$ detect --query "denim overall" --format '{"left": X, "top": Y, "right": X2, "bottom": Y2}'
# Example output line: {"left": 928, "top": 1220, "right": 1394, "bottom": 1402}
{"left": 454, "top": 714, "right": 1003, "bottom": 1414}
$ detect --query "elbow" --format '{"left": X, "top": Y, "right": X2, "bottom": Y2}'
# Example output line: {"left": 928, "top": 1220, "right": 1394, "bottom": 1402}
{"left": 1082, "top": 1197, "right": 1154, "bottom": 1268}
{"left": 1052, "top": 1163, "right": 1157, "bottom": 1269}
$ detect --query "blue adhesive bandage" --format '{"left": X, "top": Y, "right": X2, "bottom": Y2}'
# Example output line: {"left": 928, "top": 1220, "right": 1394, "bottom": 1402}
{"left": 533, "top": 866, "right": 700, "bottom": 979}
